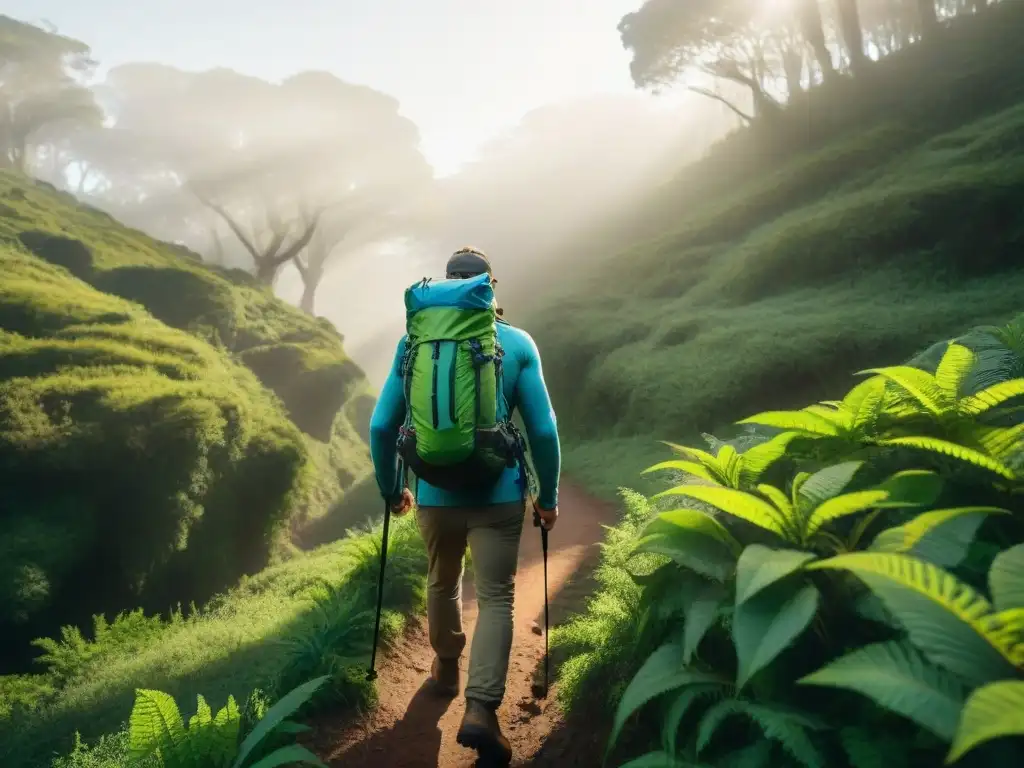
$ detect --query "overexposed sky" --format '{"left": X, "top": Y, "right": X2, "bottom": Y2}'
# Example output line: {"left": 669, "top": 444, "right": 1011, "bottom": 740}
{"left": 9, "top": 0, "right": 647, "bottom": 175}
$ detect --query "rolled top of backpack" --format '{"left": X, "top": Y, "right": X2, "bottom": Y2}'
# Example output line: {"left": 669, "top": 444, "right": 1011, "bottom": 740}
{"left": 405, "top": 273, "right": 495, "bottom": 315}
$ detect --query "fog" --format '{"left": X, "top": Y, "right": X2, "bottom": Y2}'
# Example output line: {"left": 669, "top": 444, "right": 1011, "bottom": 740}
{"left": 7, "top": 12, "right": 739, "bottom": 388}
{"left": 275, "top": 92, "right": 736, "bottom": 385}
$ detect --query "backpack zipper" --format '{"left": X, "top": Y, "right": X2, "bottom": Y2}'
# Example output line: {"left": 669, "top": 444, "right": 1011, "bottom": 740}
{"left": 448, "top": 344, "right": 457, "bottom": 426}
{"left": 431, "top": 341, "right": 440, "bottom": 429}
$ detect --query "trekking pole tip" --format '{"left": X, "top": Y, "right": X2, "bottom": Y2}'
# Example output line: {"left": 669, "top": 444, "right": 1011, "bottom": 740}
{"left": 366, "top": 669, "right": 378, "bottom": 682}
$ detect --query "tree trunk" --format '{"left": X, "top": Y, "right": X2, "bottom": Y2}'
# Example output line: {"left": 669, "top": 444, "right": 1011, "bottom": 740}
{"left": 970, "top": 0, "right": 988, "bottom": 12}
{"left": 798, "top": 0, "right": 836, "bottom": 82}
{"left": 917, "top": 0, "right": 938, "bottom": 35}
{"left": 835, "top": 0, "right": 868, "bottom": 74}
{"left": 255, "top": 257, "right": 280, "bottom": 285}
{"left": 299, "top": 274, "right": 319, "bottom": 315}
{"left": 782, "top": 47, "right": 804, "bottom": 100}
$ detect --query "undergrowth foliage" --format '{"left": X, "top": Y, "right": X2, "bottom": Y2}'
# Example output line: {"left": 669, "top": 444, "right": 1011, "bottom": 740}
{"left": 557, "top": 315, "right": 1024, "bottom": 767}
{"left": 0, "top": 516, "right": 426, "bottom": 767}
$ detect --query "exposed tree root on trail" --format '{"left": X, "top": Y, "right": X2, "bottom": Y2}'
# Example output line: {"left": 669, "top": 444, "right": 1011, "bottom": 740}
{"left": 306, "top": 483, "right": 618, "bottom": 767}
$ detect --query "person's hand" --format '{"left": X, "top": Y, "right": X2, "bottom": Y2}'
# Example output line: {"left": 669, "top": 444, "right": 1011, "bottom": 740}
{"left": 391, "top": 488, "right": 414, "bottom": 516}
{"left": 533, "top": 500, "right": 558, "bottom": 531}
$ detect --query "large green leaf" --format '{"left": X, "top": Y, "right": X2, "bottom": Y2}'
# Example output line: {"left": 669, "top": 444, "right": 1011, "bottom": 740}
{"left": 852, "top": 591, "right": 900, "bottom": 629}
{"left": 644, "top": 509, "right": 743, "bottom": 554}
{"left": 630, "top": 528, "right": 737, "bottom": 585}
{"left": 734, "top": 545, "right": 816, "bottom": 605}
{"left": 662, "top": 684, "right": 723, "bottom": 757}
{"left": 655, "top": 486, "right": 788, "bottom": 538}
{"left": 841, "top": 375, "right": 888, "bottom": 430}
{"left": 247, "top": 744, "right": 327, "bottom": 768}
{"left": 737, "top": 409, "right": 840, "bottom": 436}
{"left": 934, "top": 344, "right": 975, "bottom": 401}
{"left": 683, "top": 582, "right": 727, "bottom": 664}
{"left": 873, "top": 470, "right": 944, "bottom": 508}
{"left": 718, "top": 445, "right": 741, "bottom": 486}
{"left": 232, "top": 676, "right": 329, "bottom": 768}
{"left": 797, "top": 461, "right": 863, "bottom": 510}
{"left": 643, "top": 459, "right": 718, "bottom": 484}
{"left": 607, "top": 641, "right": 725, "bottom": 755}
{"left": 659, "top": 443, "right": 727, "bottom": 485}
{"left": 989, "top": 543, "right": 1024, "bottom": 612}
{"left": 879, "top": 436, "right": 1015, "bottom": 480}
{"left": 870, "top": 508, "right": 1008, "bottom": 568}
{"left": 974, "top": 423, "right": 1024, "bottom": 460}
{"left": 733, "top": 583, "right": 819, "bottom": 689}
{"left": 799, "top": 639, "right": 966, "bottom": 739}
{"left": 861, "top": 365, "right": 947, "bottom": 415}
{"left": 804, "top": 490, "right": 889, "bottom": 541}
{"left": 695, "top": 699, "right": 825, "bottom": 768}
{"left": 756, "top": 483, "right": 794, "bottom": 527}
{"left": 960, "top": 379, "right": 1024, "bottom": 416}
{"left": 809, "top": 552, "right": 1022, "bottom": 687}
{"left": 737, "top": 431, "right": 800, "bottom": 485}
{"left": 211, "top": 696, "right": 240, "bottom": 763}
{"left": 185, "top": 695, "right": 220, "bottom": 767}
{"left": 947, "top": 680, "right": 1024, "bottom": 763}
{"left": 129, "top": 688, "right": 188, "bottom": 763}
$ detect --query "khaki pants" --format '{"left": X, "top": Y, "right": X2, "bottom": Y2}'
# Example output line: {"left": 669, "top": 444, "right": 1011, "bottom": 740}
{"left": 416, "top": 501, "right": 525, "bottom": 707}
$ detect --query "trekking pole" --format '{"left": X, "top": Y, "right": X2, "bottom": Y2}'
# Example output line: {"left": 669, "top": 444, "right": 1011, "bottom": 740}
{"left": 368, "top": 461, "right": 403, "bottom": 681}
{"left": 367, "top": 497, "right": 392, "bottom": 682}
{"left": 533, "top": 509, "right": 550, "bottom": 698}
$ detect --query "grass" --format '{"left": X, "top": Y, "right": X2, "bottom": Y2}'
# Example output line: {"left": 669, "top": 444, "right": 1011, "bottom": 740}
{"left": 0, "top": 174, "right": 367, "bottom": 449}
{"left": 0, "top": 516, "right": 426, "bottom": 767}
{"left": 523, "top": 60, "right": 1024, "bottom": 501}
{"left": 0, "top": 173, "right": 374, "bottom": 671}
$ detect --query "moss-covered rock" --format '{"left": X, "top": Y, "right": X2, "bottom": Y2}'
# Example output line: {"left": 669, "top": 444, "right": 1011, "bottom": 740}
{"left": 0, "top": 171, "right": 373, "bottom": 670}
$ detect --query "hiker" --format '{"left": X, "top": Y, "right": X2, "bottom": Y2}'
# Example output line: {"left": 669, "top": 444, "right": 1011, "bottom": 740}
{"left": 368, "top": 246, "right": 561, "bottom": 766}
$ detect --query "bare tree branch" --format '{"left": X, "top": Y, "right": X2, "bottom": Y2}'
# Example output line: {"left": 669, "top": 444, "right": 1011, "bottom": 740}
{"left": 269, "top": 208, "right": 324, "bottom": 270}
{"left": 191, "top": 186, "right": 263, "bottom": 263}
{"left": 687, "top": 86, "right": 754, "bottom": 123}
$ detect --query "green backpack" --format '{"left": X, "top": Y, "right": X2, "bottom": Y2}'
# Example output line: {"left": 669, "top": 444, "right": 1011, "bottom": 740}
{"left": 396, "top": 273, "right": 524, "bottom": 493}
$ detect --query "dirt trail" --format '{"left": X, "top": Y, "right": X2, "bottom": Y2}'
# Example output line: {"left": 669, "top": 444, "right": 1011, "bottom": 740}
{"left": 308, "top": 483, "right": 617, "bottom": 767}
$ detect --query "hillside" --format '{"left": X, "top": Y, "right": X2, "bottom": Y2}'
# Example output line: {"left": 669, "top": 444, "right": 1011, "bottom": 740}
{"left": 519, "top": 2, "right": 1024, "bottom": 497}
{"left": 0, "top": 171, "right": 373, "bottom": 671}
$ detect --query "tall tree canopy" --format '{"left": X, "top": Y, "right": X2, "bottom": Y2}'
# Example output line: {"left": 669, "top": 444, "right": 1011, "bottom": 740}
{"left": 0, "top": 16, "right": 101, "bottom": 172}
{"left": 618, "top": 0, "right": 993, "bottom": 118}
{"left": 71, "top": 64, "right": 432, "bottom": 294}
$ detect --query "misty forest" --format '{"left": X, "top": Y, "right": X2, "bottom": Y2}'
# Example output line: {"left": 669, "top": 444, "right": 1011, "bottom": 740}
{"left": 2, "top": 0, "right": 1024, "bottom": 766}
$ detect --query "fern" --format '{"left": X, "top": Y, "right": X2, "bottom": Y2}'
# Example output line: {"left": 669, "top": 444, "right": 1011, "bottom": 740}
{"left": 947, "top": 680, "right": 1024, "bottom": 763}
{"left": 124, "top": 677, "right": 328, "bottom": 768}
{"left": 967, "top": 316, "right": 1024, "bottom": 391}
{"left": 809, "top": 552, "right": 1023, "bottom": 686}
{"left": 649, "top": 432, "right": 796, "bottom": 491}
{"left": 878, "top": 436, "right": 1016, "bottom": 480}
{"left": 695, "top": 699, "right": 826, "bottom": 768}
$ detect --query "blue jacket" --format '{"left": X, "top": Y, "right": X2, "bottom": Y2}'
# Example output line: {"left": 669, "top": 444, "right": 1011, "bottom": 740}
{"left": 368, "top": 321, "right": 561, "bottom": 509}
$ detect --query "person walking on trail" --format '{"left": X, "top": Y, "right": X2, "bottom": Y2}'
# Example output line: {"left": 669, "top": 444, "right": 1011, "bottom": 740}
{"left": 368, "top": 246, "right": 561, "bottom": 766}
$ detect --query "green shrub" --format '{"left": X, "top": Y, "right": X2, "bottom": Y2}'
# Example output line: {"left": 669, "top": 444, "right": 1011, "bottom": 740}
{"left": 561, "top": 321, "right": 1024, "bottom": 767}
{"left": 0, "top": 168, "right": 374, "bottom": 672}
{"left": 240, "top": 343, "right": 363, "bottom": 440}
{"left": 53, "top": 676, "right": 330, "bottom": 768}
{"left": 2, "top": 516, "right": 425, "bottom": 767}
{"left": 51, "top": 730, "right": 150, "bottom": 768}
{"left": 0, "top": 247, "right": 311, "bottom": 668}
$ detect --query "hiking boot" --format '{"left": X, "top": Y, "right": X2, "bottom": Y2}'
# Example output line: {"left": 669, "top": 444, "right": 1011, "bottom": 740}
{"left": 456, "top": 698, "right": 512, "bottom": 767}
{"left": 427, "top": 655, "right": 460, "bottom": 697}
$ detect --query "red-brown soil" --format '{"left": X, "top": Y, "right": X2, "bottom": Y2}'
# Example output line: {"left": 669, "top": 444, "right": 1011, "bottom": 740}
{"left": 307, "top": 482, "right": 618, "bottom": 767}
